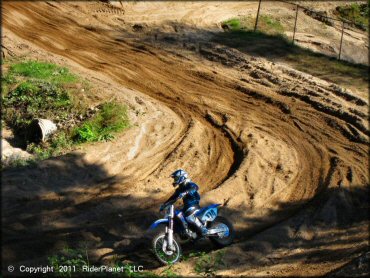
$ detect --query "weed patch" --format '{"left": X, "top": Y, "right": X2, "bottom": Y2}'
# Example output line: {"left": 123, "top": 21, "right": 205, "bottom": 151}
{"left": 335, "top": 2, "right": 369, "bottom": 31}
{"left": 3, "top": 156, "right": 36, "bottom": 169}
{"left": 26, "top": 131, "right": 73, "bottom": 160}
{"left": 2, "top": 60, "right": 85, "bottom": 134}
{"left": 48, "top": 247, "right": 89, "bottom": 277}
{"left": 194, "top": 250, "right": 226, "bottom": 276}
{"left": 9, "top": 60, "right": 77, "bottom": 84}
{"left": 160, "top": 264, "right": 180, "bottom": 278}
{"left": 222, "top": 15, "right": 285, "bottom": 35}
{"left": 257, "top": 15, "right": 285, "bottom": 34}
{"left": 48, "top": 250, "right": 161, "bottom": 278}
{"left": 222, "top": 18, "right": 241, "bottom": 30}
{"left": 2, "top": 81, "right": 81, "bottom": 133}
{"left": 214, "top": 23, "right": 369, "bottom": 93}
{"left": 2, "top": 60, "right": 130, "bottom": 167}
{"left": 73, "top": 102, "right": 129, "bottom": 143}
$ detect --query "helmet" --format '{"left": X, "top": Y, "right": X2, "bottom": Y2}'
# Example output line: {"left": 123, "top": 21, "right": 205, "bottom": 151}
{"left": 171, "top": 169, "right": 188, "bottom": 187}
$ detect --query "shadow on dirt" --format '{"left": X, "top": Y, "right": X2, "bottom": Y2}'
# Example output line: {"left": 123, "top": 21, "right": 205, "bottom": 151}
{"left": 129, "top": 22, "right": 368, "bottom": 92}
{"left": 2, "top": 150, "right": 369, "bottom": 275}
{"left": 212, "top": 29, "right": 369, "bottom": 81}
{"left": 212, "top": 184, "right": 369, "bottom": 274}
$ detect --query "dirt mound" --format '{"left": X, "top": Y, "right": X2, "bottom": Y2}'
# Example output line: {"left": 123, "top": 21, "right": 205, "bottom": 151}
{"left": 2, "top": 1, "right": 368, "bottom": 277}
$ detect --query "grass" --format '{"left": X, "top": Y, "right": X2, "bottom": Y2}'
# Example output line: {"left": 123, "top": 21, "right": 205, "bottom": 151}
{"left": 286, "top": 51, "right": 369, "bottom": 93}
{"left": 47, "top": 247, "right": 228, "bottom": 278}
{"left": 3, "top": 81, "right": 77, "bottom": 130}
{"left": 223, "top": 15, "right": 285, "bottom": 35}
{"left": 26, "top": 131, "right": 73, "bottom": 160}
{"left": 9, "top": 61, "right": 78, "bottom": 83}
{"left": 3, "top": 156, "right": 36, "bottom": 169}
{"left": 215, "top": 20, "right": 369, "bottom": 94}
{"left": 160, "top": 265, "right": 179, "bottom": 278}
{"left": 48, "top": 247, "right": 89, "bottom": 277}
{"left": 257, "top": 15, "right": 285, "bottom": 34}
{"left": 222, "top": 18, "right": 242, "bottom": 30}
{"left": 335, "top": 2, "right": 369, "bottom": 31}
{"left": 48, "top": 250, "right": 162, "bottom": 277}
{"left": 194, "top": 250, "right": 226, "bottom": 276}
{"left": 2, "top": 60, "right": 84, "bottom": 132}
{"left": 73, "top": 102, "right": 129, "bottom": 143}
{"left": 2, "top": 60, "right": 130, "bottom": 167}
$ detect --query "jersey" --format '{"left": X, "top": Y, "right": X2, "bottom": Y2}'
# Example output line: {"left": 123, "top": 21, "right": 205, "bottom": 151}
{"left": 164, "top": 181, "right": 200, "bottom": 211}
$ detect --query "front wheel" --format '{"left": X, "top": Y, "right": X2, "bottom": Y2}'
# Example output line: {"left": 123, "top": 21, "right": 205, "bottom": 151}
{"left": 152, "top": 231, "right": 182, "bottom": 265}
{"left": 209, "top": 216, "right": 235, "bottom": 247}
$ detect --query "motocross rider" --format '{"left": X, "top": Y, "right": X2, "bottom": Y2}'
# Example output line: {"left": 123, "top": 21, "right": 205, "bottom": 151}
{"left": 160, "top": 169, "right": 207, "bottom": 236}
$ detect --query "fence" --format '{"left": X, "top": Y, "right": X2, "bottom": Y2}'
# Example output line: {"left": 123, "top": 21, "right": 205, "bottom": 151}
{"left": 253, "top": 0, "right": 368, "bottom": 63}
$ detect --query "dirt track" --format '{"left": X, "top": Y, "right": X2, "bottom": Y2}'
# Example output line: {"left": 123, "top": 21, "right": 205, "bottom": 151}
{"left": 2, "top": 1, "right": 369, "bottom": 276}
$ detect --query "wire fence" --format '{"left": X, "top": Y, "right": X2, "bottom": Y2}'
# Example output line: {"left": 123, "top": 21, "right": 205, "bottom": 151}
{"left": 253, "top": 0, "right": 368, "bottom": 63}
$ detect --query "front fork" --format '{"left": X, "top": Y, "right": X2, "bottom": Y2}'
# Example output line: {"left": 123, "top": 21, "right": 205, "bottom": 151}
{"left": 166, "top": 205, "right": 175, "bottom": 250}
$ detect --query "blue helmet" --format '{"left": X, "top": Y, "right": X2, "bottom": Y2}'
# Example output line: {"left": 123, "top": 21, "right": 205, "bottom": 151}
{"left": 171, "top": 169, "right": 188, "bottom": 187}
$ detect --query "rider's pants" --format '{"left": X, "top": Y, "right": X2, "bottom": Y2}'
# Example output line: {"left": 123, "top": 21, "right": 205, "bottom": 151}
{"left": 184, "top": 206, "right": 204, "bottom": 233}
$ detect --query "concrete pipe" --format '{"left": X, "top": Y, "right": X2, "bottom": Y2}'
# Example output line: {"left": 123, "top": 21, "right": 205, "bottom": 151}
{"left": 27, "top": 119, "right": 57, "bottom": 143}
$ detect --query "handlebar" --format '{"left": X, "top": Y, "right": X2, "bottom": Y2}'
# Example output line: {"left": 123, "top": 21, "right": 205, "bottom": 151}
{"left": 160, "top": 203, "right": 175, "bottom": 214}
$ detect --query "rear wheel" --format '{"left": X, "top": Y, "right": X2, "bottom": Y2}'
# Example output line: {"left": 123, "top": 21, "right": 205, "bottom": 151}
{"left": 209, "top": 216, "right": 235, "bottom": 247}
{"left": 152, "top": 231, "right": 182, "bottom": 265}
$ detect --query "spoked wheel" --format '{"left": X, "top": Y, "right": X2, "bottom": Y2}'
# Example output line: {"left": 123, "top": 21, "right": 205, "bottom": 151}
{"left": 152, "top": 231, "right": 182, "bottom": 265}
{"left": 209, "top": 216, "right": 235, "bottom": 247}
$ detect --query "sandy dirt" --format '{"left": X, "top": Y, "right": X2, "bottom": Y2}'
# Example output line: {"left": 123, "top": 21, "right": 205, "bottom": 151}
{"left": 1, "top": 1, "right": 369, "bottom": 277}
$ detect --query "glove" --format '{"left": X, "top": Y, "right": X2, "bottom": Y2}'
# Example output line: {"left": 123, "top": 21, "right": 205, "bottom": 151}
{"left": 159, "top": 204, "right": 166, "bottom": 212}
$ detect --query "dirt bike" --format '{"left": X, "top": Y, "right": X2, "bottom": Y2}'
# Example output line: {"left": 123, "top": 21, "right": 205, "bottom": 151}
{"left": 149, "top": 203, "right": 234, "bottom": 265}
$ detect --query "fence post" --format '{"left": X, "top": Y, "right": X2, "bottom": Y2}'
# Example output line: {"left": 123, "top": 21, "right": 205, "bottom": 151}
{"left": 254, "top": 0, "right": 262, "bottom": 32}
{"left": 338, "top": 21, "right": 345, "bottom": 60}
{"left": 292, "top": 4, "right": 299, "bottom": 44}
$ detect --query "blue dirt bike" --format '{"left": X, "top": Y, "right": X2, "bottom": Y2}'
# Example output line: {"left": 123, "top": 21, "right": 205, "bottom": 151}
{"left": 149, "top": 203, "right": 234, "bottom": 264}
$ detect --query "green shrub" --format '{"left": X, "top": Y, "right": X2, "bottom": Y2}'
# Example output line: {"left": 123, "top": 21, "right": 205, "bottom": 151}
{"left": 335, "top": 2, "right": 369, "bottom": 31}
{"left": 2, "top": 81, "right": 77, "bottom": 131}
{"left": 3, "top": 157, "right": 36, "bottom": 169}
{"left": 160, "top": 264, "right": 179, "bottom": 278}
{"left": 27, "top": 143, "right": 52, "bottom": 160}
{"left": 194, "top": 250, "right": 226, "bottom": 276}
{"left": 26, "top": 132, "right": 73, "bottom": 160}
{"left": 222, "top": 18, "right": 241, "bottom": 30}
{"left": 48, "top": 247, "right": 89, "bottom": 277}
{"left": 2, "top": 60, "right": 82, "bottom": 133}
{"left": 74, "top": 123, "right": 97, "bottom": 142}
{"left": 2, "top": 60, "right": 130, "bottom": 165}
{"left": 222, "top": 15, "right": 285, "bottom": 35}
{"left": 74, "top": 102, "right": 129, "bottom": 143}
{"left": 259, "top": 15, "right": 285, "bottom": 34}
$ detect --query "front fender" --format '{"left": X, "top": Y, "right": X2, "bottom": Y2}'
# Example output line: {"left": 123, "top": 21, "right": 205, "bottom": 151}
{"left": 149, "top": 218, "right": 169, "bottom": 230}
